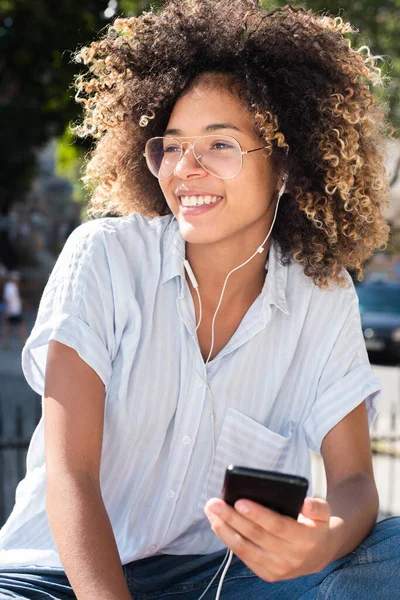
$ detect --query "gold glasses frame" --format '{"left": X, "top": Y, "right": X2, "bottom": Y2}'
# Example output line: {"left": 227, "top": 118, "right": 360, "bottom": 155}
{"left": 143, "top": 134, "right": 266, "bottom": 180}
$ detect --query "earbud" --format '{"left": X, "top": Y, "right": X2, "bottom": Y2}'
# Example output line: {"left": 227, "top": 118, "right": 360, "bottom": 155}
{"left": 280, "top": 171, "right": 288, "bottom": 195}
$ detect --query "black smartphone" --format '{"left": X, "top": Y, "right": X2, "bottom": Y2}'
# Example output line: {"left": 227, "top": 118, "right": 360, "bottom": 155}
{"left": 222, "top": 465, "right": 309, "bottom": 520}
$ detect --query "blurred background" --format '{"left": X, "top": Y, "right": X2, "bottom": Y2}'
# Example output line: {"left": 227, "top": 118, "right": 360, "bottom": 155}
{"left": 0, "top": 0, "right": 399, "bottom": 526}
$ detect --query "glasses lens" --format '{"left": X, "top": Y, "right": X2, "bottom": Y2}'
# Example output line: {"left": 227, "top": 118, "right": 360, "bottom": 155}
{"left": 144, "top": 135, "right": 243, "bottom": 179}
{"left": 194, "top": 136, "right": 242, "bottom": 178}
{"left": 145, "top": 137, "right": 181, "bottom": 179}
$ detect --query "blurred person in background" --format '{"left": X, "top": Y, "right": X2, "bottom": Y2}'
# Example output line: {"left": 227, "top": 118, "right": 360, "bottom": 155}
{"left": 1, "top": 270, "right": 27, "bottom": 349}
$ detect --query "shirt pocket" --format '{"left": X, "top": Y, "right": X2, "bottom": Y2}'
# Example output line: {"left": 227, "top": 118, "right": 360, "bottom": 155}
{"left": 196, "top": 408, "right": 293, "bottom": 519}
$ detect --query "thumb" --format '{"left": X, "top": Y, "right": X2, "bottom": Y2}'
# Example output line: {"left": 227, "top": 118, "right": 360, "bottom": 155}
{"left": 301, "top": 497, "right": 331, "bottom": 523}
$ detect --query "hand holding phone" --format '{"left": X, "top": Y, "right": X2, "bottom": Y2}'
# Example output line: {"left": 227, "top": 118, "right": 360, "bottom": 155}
{"left": 206, "top": 466, "right": 332, "bottom": 584}
{"left": 222, "top": 465, "right": 309, "bottom": 519}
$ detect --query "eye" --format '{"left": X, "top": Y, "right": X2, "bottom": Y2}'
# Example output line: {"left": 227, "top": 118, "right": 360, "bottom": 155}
{"left": 164, "top": 144, "right": 181, "bottom": 153}
{"left": 211, "top": 141, "right": 234, "bottom": 150}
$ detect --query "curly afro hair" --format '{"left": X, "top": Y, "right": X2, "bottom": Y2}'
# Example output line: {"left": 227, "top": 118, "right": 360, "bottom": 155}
{"left": 73, "top": 0, "right": 391, "bottom": 288}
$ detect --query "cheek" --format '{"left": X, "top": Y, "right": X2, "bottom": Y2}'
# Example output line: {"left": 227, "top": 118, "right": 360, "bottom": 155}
{"left": 227, "top": 169, "right": 274, "bottom": 218}
{"left": 242, "top": 159, "right": 277, "bottom": 201}
{"left": 227, "top": 169, "right": 264, "bottom": 207}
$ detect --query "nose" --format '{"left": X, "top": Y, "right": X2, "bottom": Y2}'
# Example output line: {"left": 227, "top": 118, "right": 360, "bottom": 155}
{"left": 174, "top": 142, "right": 207, "bottom": 179}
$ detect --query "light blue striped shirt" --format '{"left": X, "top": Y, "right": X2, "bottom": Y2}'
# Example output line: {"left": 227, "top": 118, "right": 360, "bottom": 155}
{"left": 0, "top": 212, "right": 381, "bottom": 568}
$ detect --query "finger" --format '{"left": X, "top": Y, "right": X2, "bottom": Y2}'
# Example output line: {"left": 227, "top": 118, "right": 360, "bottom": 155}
{"left": 233, "top": 499, "right": 303, "bottom": 542}
{"left": 204, "top": 510, "right": 270, "bottom": 568}
{"left": 206, "top": 500, "right": 293, "bottom": 556}
{"left": 300, "top": 497, "right": 331, "bottom": 523}
{"left": 204, "top": 511, "right": 305, "bottom": 583}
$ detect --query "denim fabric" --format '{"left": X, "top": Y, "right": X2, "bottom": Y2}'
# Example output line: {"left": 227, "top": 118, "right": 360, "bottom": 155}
{"left": 0, "top": 566, "right": 74, "bottom": 599}
{"left": 0, "top": 517, "right": 399, "bottom": 599}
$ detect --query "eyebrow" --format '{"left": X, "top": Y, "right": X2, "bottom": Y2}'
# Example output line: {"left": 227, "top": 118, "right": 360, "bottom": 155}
{"left": 163, "top": 122, "right": 242, "bottom": 136}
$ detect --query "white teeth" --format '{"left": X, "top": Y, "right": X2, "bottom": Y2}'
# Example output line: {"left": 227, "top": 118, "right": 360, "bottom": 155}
{"left": 179, "top": 195, "right": 222, "bottom": 207}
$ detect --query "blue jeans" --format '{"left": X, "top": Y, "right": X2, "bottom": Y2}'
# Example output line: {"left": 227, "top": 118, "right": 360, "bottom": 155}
{"left": 0, "top": 517, "right": 399, "bottom": 599}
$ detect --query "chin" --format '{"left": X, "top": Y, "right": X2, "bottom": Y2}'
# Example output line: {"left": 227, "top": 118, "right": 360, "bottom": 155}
{"left": 177, "top": 219, "right": 222, "bottom": 246}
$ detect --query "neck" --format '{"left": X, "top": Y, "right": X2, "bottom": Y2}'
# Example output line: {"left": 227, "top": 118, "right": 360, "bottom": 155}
{"left": 185, "top": 229, "right": 271, "bottom": 307}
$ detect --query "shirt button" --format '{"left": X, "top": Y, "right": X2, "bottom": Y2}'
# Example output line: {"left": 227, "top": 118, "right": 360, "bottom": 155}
{"left": 195, "top": 378, "right": 203, "bottom": 387}
{"left": 167, "top": 489, "right": 175, "bottom": 499}
{"left": 183, "top": 436, "right": 191, "bottom": 445}
{"left": 149, "top": 544, "right": 157, "bottom": 553}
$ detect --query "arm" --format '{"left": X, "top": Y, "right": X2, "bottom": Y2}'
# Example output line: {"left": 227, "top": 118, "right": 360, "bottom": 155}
{"left": 321, "top": 400, "right": 379, "bottom": 561}
{"left": 45, "top": 340, "right": 132, "bottom": 600}
{"left": 203, "top": 401, "right": 378, "bottom": 581}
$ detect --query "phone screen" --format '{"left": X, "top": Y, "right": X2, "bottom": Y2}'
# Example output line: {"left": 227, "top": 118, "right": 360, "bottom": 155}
{"left": 222, "top": 465, "right": 309, "bottom": 519}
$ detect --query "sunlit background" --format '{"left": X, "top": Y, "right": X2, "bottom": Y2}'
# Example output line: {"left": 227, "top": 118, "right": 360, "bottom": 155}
{"left": 0, "top": 0, "right": 399, "bottom": 525}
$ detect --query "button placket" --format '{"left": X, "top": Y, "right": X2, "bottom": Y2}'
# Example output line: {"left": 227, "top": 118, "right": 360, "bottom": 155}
{"left": 159, "top": 380, "right": 207, "bottom": 548}
{"left": 157, "top": 287, "right": 209, "bottom": 545}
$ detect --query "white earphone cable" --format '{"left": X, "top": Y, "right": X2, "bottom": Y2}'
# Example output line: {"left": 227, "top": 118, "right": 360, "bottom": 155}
{"left": 195, "top": 547, "right": 231, "bottom": 600}
{"left": 168, "top": 174, "right": 287, "bottom": 599}
{"left": 205, "top": 174, "right": 287, "bottom": 364}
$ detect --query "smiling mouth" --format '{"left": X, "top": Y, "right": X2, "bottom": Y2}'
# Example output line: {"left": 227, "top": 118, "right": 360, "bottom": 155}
{"left": 178, "top": 195, "right": 223, "bottom": 207}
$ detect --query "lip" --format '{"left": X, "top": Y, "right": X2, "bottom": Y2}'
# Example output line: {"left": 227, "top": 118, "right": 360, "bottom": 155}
{"left": 178, "top": 195, "right": 224, "bottom": 216}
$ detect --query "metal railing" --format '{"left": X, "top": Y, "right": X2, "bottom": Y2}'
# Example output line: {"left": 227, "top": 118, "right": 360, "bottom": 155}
{"left": 0, "top": 394, "right": 41, "bottom": 525}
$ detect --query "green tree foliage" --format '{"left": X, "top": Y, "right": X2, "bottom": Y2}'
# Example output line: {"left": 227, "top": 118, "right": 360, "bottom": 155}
{"left": 0, "top": 0, "right": 111, "bottom": 214}
{"left": 260, "top": 0, "right": 400, "bottom": 127}
{"left": 118, "top": 0, "right": 165, "bottom": 14}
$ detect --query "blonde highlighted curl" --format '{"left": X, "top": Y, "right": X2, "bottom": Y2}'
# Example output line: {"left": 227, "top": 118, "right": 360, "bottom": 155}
{"left": 73, "top": 0, "right": 391, "bottom": 288}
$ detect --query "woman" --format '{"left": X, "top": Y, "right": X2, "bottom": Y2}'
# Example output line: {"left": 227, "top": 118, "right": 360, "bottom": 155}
{"left": 0, "top": 1, "right": 398, "bottom": 598}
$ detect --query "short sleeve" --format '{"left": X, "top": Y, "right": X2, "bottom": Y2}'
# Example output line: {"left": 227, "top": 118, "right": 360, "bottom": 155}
{"left": 22, "top": 223, "right": 116, "bottom": 395}
{"left": 303, "top": 281, "right": 381, "bottom": 455}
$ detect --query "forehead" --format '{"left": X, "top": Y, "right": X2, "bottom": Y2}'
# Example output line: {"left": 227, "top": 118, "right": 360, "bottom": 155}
{"left": 167, "top": 80, "right": 256, "bottom": 135}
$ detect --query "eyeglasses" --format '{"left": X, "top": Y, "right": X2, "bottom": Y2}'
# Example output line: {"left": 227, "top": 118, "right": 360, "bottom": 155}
{"left": 143, "top": 135, "right": 266, "bottom": 180}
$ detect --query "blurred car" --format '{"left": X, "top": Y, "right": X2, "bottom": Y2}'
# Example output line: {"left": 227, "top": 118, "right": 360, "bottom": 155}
{"left": 355, "top": 281, "right": 400, "bottom": 363}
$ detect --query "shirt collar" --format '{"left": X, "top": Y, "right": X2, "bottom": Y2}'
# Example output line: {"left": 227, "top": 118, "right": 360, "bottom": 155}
{"left": 161, "top": 215, "right": 289, "bottom": 315}
{"left": 263, "top": 240, "right": 290, "bottom": 315}
{"left": 161, "top": 216, "right": 185, "bottom": 283}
